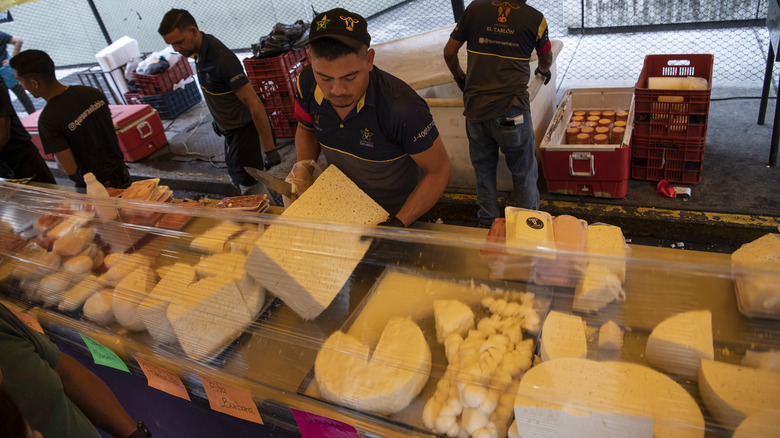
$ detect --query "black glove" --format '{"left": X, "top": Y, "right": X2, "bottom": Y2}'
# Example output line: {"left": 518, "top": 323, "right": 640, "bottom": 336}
{"left": 535, "top": 67, "right": 551, "bottom": 85}
{"left": 379, "top": 216, "right": 405, "bottom": 228}
{"left": 454, "top": 74, "right": 466, "bottom": 92}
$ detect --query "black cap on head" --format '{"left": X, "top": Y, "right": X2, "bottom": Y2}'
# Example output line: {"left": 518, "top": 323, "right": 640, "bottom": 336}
{"left": 309, "top": 8, "right": 371, "bottom": 49}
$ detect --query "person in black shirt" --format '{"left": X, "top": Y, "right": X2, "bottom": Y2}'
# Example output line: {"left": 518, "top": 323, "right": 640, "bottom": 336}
{"left": 0, "top": 83, "right": 55, "bottom": 184}
{"left": 10, "top": 50, "right": 131, "bottom": 189}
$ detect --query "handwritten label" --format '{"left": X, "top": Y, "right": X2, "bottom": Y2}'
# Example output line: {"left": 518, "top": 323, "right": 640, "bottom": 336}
{"left": 80, "top": 334, "right": 129, "bottom": 372}
{"left": 10, "top": 309, "right": 44, "bottom": 334}
{"left": 291, "top": 408, "right": 358, "bottom": 438}
{"left": 134, "top": 356, "right": 190, "bottom": 401}
{"left": 199, "top": 375, "right": 263, "bottom": 424}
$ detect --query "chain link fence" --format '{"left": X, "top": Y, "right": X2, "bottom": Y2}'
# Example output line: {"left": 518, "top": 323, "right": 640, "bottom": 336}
{"left": 0, "top": 0, "right": 774, "bottom": 112}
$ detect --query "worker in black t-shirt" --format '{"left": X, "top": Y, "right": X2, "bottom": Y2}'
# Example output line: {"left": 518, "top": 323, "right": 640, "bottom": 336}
{"left": 10, "top": 50, "right": 131, "bottom": 189}
{"left": 0, "top": 83, "right": 55, "bottom": 184}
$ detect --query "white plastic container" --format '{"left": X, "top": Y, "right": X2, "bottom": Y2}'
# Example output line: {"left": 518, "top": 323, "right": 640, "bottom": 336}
{"left": 84, "top": 172, "right": 117, "bottom": 221}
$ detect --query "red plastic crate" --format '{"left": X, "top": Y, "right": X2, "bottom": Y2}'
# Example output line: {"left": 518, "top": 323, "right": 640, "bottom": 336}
{"left": 243, "top": 49, "right": 309, "bottom": 80}
{"left": 132, "top": 56, "right": 193, "bottom": 96}
{"left": 267, "top": 107, "right": 297, "bottom": 138}
{"left": 634, "top": 54, "right": 713, "bottom": 139}
{"left": 250, "top": 75, "right": 296, "bottom": 110}
{"left": 630, "top": 133, "right": 704, "bottom": 184}
{"left": 124, "top": 92, "right": 143, "bottom": 105}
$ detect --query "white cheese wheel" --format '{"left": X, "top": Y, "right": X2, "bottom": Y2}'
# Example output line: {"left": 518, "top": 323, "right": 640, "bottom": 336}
{"left": 314, "top": 316, "right": 431, "bottom": 415}
{"left": 514, "top": 358, "right": 704, "bottom": 438}
{"left": 167, "top": 275, "right": 255, "bottom": 361}
{"left": 112, "top": 265, "right": 157, "bottom": 331}
{"left": 540, "top": 311, "right": 587, "bottom": 362}
{"left": 573, "top": 263, "right": 624, "bottom": 314}
{"left": 698, "top": 359, "right": 780, "bottom": 429}
{"left": 433, "top": 299, "right": 474, "bottom": 343}
{"left": 139, "top": 263, "right": 197, "bottom": 344}
{"left": 733, "top": 409, "right": 780, "bottom": 438}
{"left": 645, "top": 310, "right": 713, "bottom": 379}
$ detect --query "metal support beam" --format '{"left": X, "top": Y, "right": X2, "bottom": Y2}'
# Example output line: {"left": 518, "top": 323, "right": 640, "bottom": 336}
{"left": 86, "top": 0, "right": 112, "bottom": 46}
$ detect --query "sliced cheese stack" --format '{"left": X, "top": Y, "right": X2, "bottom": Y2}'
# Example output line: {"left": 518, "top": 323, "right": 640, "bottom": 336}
{"left": 731, "top": 233, "right": 780, "bottom": 314}
{"left": 534, "top": 215, "right": 587, "bottom": 287}
{"left": 698, "top": 359, "right": 780, "bottom": 429}
{"left": 167, "top": 275, "right": 261, "bottom": 361}
{"left": 139, "top": 263, "right": 197, "bottom": 344}
{"left": 540, "top": 310, "right": 587, "bottom": 361}
{"left": 314, "top": 316, "right": 431, "bottom": 415}
{"left": 645, "top": 310, "right": 713, "bottom": 379}
{"left": 433, "top": 299, "right": 474, "bottom": 343}
{"left": 514, "top": 358, "right": 704, "bottom": 438}
{"left": 245, "top": 165, "right": 388, "bottom": 320}
{"left": 573, "top": 224, "right": 627, "bottom": 313}
{"left": 190, "top": 221, "right": 243, "bottom": 254}
{"left": 112, "top": 265, "right": 157, "bottom": 331}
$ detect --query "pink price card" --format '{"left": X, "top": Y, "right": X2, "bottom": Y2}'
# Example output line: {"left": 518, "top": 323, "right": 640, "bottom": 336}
{"left": 290, "top": 408, "right": 359, "bottom": 438}
{"left": 10, "top": 309, "right": 44, "bottom": 334}
{"left": 199, "top": 375, "right": 263, "bottom": 425}
{"left": 134, "top": 356, "right": 191, "bottom": 401}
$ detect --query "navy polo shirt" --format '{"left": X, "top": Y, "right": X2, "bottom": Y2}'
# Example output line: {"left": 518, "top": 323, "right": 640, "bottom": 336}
{"left": 294, "top": 65, "right": 439, "bottom": 216}
{"left": 195, "top": 33, "right": 252, "bottom": 130}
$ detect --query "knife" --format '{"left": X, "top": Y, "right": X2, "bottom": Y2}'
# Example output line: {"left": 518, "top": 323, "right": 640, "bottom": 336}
{"left": 243, "top": 166, "right": 295, "bottom": 198}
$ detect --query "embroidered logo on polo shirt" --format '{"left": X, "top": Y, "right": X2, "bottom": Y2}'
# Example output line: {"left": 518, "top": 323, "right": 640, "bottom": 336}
{"left": 340, "top": 16, "right": 359, "bottom": 31}
{"left": 359, "top": 128, "right": 374, "bottom": 147}
{"left": 316, "top": 15, "right": 331, "bottom": 30}
{"left": 313, "top": 114, "right": 320, "bottom": 125}
{"left": 493, "top": 1, "right": 520, "bottom": 22}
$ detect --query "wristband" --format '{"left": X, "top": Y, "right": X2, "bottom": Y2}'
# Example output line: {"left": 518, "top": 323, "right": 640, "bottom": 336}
{"left": 125, "top": 421, "right": 151, "bottom": 438}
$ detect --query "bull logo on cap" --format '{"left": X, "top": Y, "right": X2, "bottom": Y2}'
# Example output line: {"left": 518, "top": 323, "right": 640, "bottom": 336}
{"left": 340, "top": 15, "right": 359, "bottom": 31}
{"left": 492, "top": 1, "right": 521, "bottom": 22}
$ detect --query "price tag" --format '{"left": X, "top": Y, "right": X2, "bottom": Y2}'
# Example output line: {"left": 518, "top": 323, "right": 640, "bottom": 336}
{"left": 134, "top": 356, "right": 190, "bottom": 401}
{"left": 199, "top": 375, "right": 263, "bottom": 425}
{"left": 80, "top": 334, "right": 129, "bottom": 372}
{"left": 9, "top": 309, "right": 44, "bottom": 334}
{"left": 290, "top": 408, "right": 358, "bottom": 438}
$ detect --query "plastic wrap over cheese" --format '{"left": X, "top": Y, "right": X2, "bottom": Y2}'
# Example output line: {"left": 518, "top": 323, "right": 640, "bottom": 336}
{"left": 0, "top": 181, "right": 779, "bottom": 437}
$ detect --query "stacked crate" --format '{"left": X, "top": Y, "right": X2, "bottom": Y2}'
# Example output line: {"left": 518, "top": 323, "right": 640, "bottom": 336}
{"left": 631, "top": 54, "right": 714, "bottom": 184}
{"left": 124, "top": 56, "right": 201, "bottom": 119}
{"left": 243, "top": 49, "right": 310, "bottom": 137}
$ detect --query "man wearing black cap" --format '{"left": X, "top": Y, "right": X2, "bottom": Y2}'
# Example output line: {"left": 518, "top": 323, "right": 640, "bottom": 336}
{"left": 292, "top": 8, "right": 453, "bottom": 227}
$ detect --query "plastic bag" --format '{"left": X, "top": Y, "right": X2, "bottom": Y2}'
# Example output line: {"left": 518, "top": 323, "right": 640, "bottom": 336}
{"left": 283, "top": 159, "right": 321, "bottom": 208}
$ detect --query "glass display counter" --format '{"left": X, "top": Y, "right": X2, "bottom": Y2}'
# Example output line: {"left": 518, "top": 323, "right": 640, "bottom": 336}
{"left": 0, "top": 182, "right": 778, "bottom": 437}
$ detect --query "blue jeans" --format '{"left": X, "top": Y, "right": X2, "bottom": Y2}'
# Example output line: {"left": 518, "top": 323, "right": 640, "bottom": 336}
{"left": 466, "top": 107, "right": 540, "bottom": 228}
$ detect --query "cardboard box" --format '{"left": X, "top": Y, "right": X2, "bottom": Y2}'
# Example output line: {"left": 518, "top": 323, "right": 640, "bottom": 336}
{"left": 540, "top": 88, "right": 635, "bottom": 198}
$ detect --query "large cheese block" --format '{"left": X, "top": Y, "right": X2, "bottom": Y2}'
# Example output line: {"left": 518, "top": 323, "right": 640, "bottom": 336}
{"left": 540, "top": 311, "right": 587, "bottom": 361}
{"left": 167, "top": 275, "right": 256, "bottom": 361}
{"left": 731, "top": 233, "right": 780, "bottom": 315}
{"left": 573, "top": 224, "right": 628, "bottom": 313}
{"left": 514, "top": 358, "right": 704, "bottom": 438}
{"left": 314, "top": 316, "right": 431, "bottom": 415}
{"left": 139, "top": 263, "right": 196, "bottom": 344}
{"left": 433, "top": 299, "right": 474, "bottom": 343}
{"left": 190, "top": 221, "right": 243, "bottom": 253}
{"left": 645, "top": 310, "right": 713, "bottom": 379}
{"left": 194, "top": 252, "right": 246, "bottom": 279}
{"left": 245, "top": 165, "right": 388, "bottom": 320}
{"left": 698, "top": 359, "right": 780, "bottom": 429}
{"left": 733, "top": 409, "right": 780, "bottom": 438}
{"left": 112, "top": 265, "right": 157, "bottom": 331}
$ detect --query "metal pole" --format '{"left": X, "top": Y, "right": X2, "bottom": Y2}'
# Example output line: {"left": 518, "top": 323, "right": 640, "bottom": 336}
{"left": 86, "top": 0, "right": 112, "bottom": 45}
{"left": 451, "top": 0, "right": 465, "bottom": 22}
{"left": 759, "top": 44, "right": 774, "bottom": 125}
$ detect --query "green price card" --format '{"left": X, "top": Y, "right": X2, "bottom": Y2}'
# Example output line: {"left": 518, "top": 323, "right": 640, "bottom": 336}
{"left": 80, "top": 334, "right": 129, "bottom": 373}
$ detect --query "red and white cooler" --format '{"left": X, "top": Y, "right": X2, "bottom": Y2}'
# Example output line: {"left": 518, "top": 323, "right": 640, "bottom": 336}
{"left": 20, "top": 104, "right": 167, "bottom": 162}
{"left": 540, "top": 88, "right": 635, "bottom": 199}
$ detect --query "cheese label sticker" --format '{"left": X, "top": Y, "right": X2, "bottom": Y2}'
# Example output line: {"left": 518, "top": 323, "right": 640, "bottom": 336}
{"left": 134, "top": 356, "right": 191, "bottom": 401}
{"left": 80, "top": 334, "right": 129, "bottom": 372}
{"left": 290, "top": 408, "right": 358, "bottom": 438}
{"left": 199, "top": 375, "right": 263, "bottom": 424}
{"left": 10, "top": 309, "right": 44, "bottom": 334}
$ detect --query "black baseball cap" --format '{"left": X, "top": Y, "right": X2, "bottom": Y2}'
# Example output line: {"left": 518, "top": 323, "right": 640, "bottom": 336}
{"left": 309, "top": 8, "right": 371, "bottom": 49}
